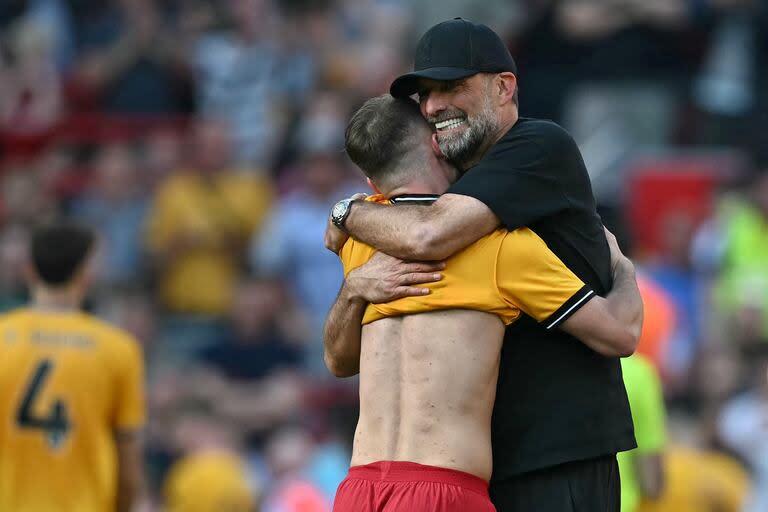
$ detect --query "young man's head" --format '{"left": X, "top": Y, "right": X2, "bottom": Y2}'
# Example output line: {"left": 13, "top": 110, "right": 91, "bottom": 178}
{"left": 344, "top": 94, "right": 459, "bottom": 196}
{"left": 389, "top": 19, "right": 519, "bottom": 170}
{"left": 28, "top": 222, "right": 96, "bottom": 304}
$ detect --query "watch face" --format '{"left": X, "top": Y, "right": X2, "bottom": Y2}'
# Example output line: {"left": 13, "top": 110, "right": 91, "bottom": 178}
{"left": 332, "top": 202, "right": 347, "bottom": 220}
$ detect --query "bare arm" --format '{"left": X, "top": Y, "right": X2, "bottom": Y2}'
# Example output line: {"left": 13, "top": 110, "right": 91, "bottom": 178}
{"left": 328, "top": 194, "right": 499, "bottom": 260}
{"left": 323, "top": 282, "right": 366, "bottom": 378}
{"left": 560, "top": 229, "right": 643, "bottom": 357}
{"left": 115, "top": 431, "right": 145, "bottom": 512}
{"left": 323, "top": 253, "right": 445, "bottom": 377}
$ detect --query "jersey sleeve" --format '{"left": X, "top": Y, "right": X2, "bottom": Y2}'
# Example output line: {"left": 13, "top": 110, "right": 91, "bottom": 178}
{"left": 447, "top": 122, "right": 575, "bottom": 230}
{"left": 495, "top": 229, "right": 594, "bottom": 329}
{"left": 113, "top": 336, "right": 146, "bottom": 432}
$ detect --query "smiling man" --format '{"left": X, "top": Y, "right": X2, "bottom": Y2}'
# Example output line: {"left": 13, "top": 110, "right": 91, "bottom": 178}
{"left": 325, "top": 18, "right": 637, "bottom": 512}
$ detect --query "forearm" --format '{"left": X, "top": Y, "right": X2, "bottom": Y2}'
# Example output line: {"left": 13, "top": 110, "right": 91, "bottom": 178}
{"left": 323, "top": 281, "right": 366, "bottom": 377}
{"left": 605, "top": 258, "right": 644, "bottom": 343}
{"left": 345, "top": 202, "right": 435, "bottom": 260}
{"left": 344, "top": 194, "right": 499, "bottom": 260}
{"left": 560, "top": 258, "right": 643, "bottom": 357}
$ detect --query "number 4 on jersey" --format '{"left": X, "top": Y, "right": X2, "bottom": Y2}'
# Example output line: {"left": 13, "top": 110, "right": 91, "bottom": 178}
{"left": 16, "top": 359, "right": 70, "bottom": 449}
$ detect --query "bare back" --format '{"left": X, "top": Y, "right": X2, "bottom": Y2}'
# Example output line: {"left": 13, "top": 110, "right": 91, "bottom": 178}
{"left": 351, "top": 309, "right": 504, "bottom": 480}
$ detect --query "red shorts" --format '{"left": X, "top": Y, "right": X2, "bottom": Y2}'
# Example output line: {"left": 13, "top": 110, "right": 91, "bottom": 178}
{"left": 332, "top": 461, "right": 496, "bottom": 512}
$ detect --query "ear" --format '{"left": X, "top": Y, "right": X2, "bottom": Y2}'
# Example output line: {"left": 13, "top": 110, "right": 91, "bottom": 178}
{"left": 496, "top": 72, "right": 517, "bottom": 107}
{"left": 366, "top": 177, "right": 382, "bottom": 195}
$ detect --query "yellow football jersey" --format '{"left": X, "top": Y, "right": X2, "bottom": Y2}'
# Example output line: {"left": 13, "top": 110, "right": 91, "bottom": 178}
{"left": 0, "top": 308, "right": 145, "bottom": 512}
{"left": 164, "top": 451, "right": 256, "bottom": 512}
{"left": 340, "top": 195, "right": 594, "bottom": 328}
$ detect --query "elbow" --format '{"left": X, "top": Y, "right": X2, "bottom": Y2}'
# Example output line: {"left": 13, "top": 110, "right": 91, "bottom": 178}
{"left": 614, "top": 329, "right": 639, "bottom": 358}
{"left": 405, "top": 224, "right": 449, "bottom": 260}
{"left": 324, "top": 351, "right": 358, "bottom": 378}
{"left": 591, "top": 329, "right": 637, "bottom": 358}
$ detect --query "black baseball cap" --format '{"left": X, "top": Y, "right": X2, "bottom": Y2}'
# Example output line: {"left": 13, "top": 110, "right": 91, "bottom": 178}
{"left": 390, "top": 18, "right": 517, "bottom": 98}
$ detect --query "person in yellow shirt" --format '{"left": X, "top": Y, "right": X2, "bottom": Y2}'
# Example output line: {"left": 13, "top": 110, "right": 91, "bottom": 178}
{"left": 0, "top": 222, "right": 146, "bottom": 512}
{"left": 638, "top": 446, "right": 748, "bottom": 512}
{"left": 163, "top": 410, "right": 258, "bottom": 512}
{"left": 165, "top": 451, "right": 257, "bottom": 512}
{"left": 145, "top": 118, "right": 273, "bottom": 317}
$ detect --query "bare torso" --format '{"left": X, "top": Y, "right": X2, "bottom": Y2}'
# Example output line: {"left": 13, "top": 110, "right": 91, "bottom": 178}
{"left": 351, "top": 309, "right": 504, "bottom": 480}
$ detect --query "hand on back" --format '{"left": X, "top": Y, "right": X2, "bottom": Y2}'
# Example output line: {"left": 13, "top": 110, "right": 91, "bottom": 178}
{"left": 346, "top": 252, "right": 445, "bottom": 304}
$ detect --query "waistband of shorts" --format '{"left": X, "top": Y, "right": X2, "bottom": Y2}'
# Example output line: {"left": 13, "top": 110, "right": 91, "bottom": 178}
{"left": 348, "top": 461, "right": 489, "bottom": 495}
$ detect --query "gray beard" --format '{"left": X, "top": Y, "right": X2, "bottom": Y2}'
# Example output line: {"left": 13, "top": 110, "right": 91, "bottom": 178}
{"left": 437, "top": 103, "right": 499, "bottom": 171}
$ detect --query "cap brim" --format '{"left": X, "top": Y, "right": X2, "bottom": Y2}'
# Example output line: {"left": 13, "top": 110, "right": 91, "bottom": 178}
{"left": 389, "top": 67, "right": 479, "bottom": 98}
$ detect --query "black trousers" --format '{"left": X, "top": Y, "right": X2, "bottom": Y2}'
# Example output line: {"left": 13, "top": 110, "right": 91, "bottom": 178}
{"left": 489, "top": 454, "right": 620, "bottom": 512}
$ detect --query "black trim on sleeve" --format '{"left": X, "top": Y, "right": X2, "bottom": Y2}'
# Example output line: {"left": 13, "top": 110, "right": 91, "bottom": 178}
{"left": 543, "top": 285, "right": 595, "bottom": 330}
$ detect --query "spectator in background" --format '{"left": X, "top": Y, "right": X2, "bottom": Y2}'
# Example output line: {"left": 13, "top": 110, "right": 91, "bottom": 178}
{"left": 199, "top": 278, "right": 302, "bottom": 382}
{"left": 261, "top": 426, "right": 331, "bottom": 512}
{"left": 0, "top": 17, "right": 63, "bottom": 134}
{"left": 641, "top": 211, "right": 705, "bottom": 394}
{"left": 164, "top": 411, "right": 259, "bottom": 512}
{"left": 251, "top": 99, "right": 361, "bottom": 373}
{"left": 514, "top": 0, "right": 697, "bottom": 197}
{"left": 71, "top": 143, "right": 149, "bottom": 286}
{"left": 713, "top": 169, "right": 768, "bottom": 346}
{"left": 69, "top": 0, "right": 189, "bottom": 114}
{"left": 718, "top": 349, "right": 768, "bottom": 512}
{"left": 192, "top": 0, "right": 316, "bottom": 167}
{"left": 619, "top": 353, "right": 667, "bottom": 512}
{"left": 145, "top": 118, "right": 272, "bottom": 359}
{"left": 692, "top": 0, "right": 767, "bottom": 145}
{"left": 639, "top": 415, "right": 749, "bottom": 512}
{"left": 157, "top": 281, "right": 305, "bottom": 446}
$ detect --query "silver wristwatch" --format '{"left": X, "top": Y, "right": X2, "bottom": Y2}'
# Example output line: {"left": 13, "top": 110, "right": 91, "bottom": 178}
{"left": 331, "top": 198, "right": 354, "bottom": 231}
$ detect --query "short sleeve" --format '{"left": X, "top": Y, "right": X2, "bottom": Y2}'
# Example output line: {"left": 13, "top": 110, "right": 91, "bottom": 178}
{"left": 495, "top": 229, "right": 594, "bottom": 329}
{"left": 113, "top": 336, "right": 146, "bottom": 432}
{"left": 623, "top": 356, "right": 667, "bottom": 454}
{"left": 447, "top": 121, "right": 576, "bottom": 230}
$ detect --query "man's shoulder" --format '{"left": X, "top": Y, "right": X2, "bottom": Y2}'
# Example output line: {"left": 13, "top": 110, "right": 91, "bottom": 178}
{"left": 497, "top": 118, "right": 576, "bottom": 150}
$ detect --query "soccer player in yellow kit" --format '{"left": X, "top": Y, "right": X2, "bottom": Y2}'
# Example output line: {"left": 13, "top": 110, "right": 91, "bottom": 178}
{"left": 0, "top": 223, "right": 145, "bottom": 512}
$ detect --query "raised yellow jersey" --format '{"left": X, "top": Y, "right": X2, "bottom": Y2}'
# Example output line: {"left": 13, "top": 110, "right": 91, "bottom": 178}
{"left": 340, "top": 195, "right": 594, "bottom": 328}
{"left": 0, "top": 308, "right": 145, "bottom": 512}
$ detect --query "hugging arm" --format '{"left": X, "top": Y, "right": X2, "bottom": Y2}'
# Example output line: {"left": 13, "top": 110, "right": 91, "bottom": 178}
{"left": 500, "top": 227, "right": 643, "bottom": 358}
{"left": 323, "top": 253, "right": 445, "bottom": 377}
{"left": 560, "top": 230, "right": 643, "bottom": 357}
{"left": 323, "top": 282, "right": 366, "bottom": 378}
{"left": 560, "top": 256, "right": 642, "bottom": 357}
{"left": 327, "top": 194, "right": 499, "bottom": 260}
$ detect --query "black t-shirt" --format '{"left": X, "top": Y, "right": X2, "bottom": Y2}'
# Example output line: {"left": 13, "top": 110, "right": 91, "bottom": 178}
{"left": 448, "top": 117, "right": 636, "bottom": 480}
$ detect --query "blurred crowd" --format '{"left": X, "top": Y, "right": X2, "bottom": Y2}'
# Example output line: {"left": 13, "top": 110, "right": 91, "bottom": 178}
{"left": 2, "top": 0, "right": 768, "bottom": 510}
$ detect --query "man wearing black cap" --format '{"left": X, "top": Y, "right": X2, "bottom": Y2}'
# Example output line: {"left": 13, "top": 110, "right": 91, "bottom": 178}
{"left": 325, "top": 18, "right": 637, "bottom": 511}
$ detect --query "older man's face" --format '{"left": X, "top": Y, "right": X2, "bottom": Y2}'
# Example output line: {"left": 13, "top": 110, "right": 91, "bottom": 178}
{"left": 416, "top": 74, "right": 500, "bottom": 170}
